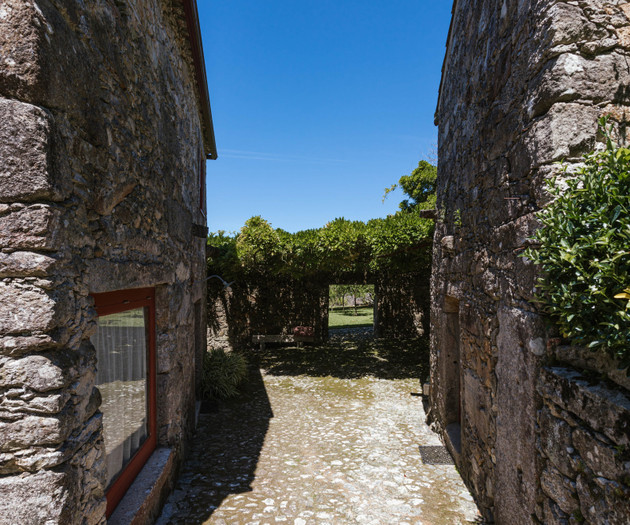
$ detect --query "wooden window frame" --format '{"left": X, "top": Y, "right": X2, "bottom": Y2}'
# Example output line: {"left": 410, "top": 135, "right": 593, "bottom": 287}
{"left": 199, "top": 149, "right": 207, "bottom": 217}
{"left": 91, "top": 287, "right": 157, "bottom": 518}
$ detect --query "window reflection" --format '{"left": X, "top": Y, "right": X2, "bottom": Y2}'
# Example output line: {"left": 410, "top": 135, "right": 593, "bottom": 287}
{"left": 91, "top": 307, "right": 148, "bottom": 488}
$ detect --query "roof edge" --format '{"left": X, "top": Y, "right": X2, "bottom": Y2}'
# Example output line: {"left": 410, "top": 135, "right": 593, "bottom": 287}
{"left": 182, "top": 0, "right": 217, "bottom": 160}
{"left": 434, "top": 0, "right": 458, "bottom": 127}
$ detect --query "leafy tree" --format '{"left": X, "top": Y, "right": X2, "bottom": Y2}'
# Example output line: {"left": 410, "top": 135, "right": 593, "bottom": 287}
{"left": 329, "top": 284, "right": 346, "bottom": 309}
{"left": 235, "top": 216, "right": 282, "bottom": 269}
{"left": 346, "top": 284, "right": 373, "bottom": 314}
{"left": 383, "top": 160, "right": 437, "bottom": 211}
{"left": 329, "top": 284, "right": 373, "bottom": 314}
{"left": 338, "top": 284, "right": 353, "bottom": 312}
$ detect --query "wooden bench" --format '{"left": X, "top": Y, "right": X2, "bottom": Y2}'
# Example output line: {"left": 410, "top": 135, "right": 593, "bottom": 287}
{"left": 252, "top": 334, "right": 315, "bottom": 351}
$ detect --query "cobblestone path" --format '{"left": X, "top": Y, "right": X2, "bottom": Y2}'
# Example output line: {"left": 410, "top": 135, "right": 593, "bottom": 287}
{"left": 157, "top": 329, "right": 480, "bottom": 524}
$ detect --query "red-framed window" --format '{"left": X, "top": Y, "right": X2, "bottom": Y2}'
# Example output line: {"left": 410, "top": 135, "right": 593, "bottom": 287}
{"left": 90, "top": 288, "right": 157, "bottom": 518}
{"left": 199, "top": 149, "right": 207, "bottom": 217}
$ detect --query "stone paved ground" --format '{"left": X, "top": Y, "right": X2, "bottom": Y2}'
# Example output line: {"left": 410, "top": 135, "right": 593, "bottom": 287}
{"left": 157, "top": 329, "right": 481, "bottom": 524}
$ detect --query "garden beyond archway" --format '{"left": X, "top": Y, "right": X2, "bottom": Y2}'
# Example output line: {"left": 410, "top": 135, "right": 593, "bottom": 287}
{"left": 206, "top": 214, "right": 434, "bottom": 350}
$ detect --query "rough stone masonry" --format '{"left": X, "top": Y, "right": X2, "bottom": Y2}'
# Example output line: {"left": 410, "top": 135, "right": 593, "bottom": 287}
{"left": 0, "top": 1, "right": 213, "bottom": 523}
{"left": 431, "top": 1, "right": 630, "bottom": 523}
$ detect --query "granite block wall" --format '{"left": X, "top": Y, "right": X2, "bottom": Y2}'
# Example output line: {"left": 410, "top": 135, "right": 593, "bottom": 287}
{"left": 0, "top": 0, "right": 209, "bottom": 522}
{"left": 431, "top": 0, "right": 630, "bottom": 522}
{"left": 537, "top": 364, "right": 630, "bottom": 524}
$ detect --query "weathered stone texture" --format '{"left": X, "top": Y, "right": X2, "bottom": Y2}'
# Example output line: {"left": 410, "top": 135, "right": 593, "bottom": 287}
{"left": 0, "top": 470, "right": 75, "bottom": 525}
{"left": 431, "top": 0, "right": 630, "bottom": 522}
{"left": 0, "top": 0, "right": 210, "bottom": 522}
{"left": 0, "top": 282, "right": 57, "bottom": 335}
{"left": 538, "top": 367, "right": 630, "bottom": 525}
{"left": 0, "top": 1, "right": 47, "bottom": 101}
{"left": 0, "top": 251, "right": 56, "bottom": 278}
{"left": 375, "top": 272, "right": 430, "bottom": 338}
{"left": 540, "top": 367, "right": 630, "bottom": 446}
{"left": 0, "top": 98, "right": 58, "bottom": 202}
{"left": 0, "top": 204, "right": 62, "bottom": 251}
{"left": 552, "top": 344, "right": 630, "bottom": 392}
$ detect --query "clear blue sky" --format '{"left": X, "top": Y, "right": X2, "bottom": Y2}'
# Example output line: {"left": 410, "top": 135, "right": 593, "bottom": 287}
{"left": 198, "top": 1, "right": 452, "bottom": 233}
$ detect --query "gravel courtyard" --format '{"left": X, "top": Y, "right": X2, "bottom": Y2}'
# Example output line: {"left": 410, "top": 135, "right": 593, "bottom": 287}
{"left": 157, "top": 329, "right": 480, "bottom": 524}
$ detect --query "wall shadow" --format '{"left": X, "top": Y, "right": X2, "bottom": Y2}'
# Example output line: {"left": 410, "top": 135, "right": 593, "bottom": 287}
{"left": 158, "top": 328, "right": 429, "bottom": 522}
{"left": 252, "top": 326, "right": 430, "bottom": 382}
{"left": 157, "top": 361, "right": 272, "bottom": 523}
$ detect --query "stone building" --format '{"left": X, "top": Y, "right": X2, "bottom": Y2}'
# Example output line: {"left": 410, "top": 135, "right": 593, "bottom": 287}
{"left": 430, "top": 1, "right": 630, "bottom": 523}
{"left": 0, "top": 1, "right": 215, "bottom": 523}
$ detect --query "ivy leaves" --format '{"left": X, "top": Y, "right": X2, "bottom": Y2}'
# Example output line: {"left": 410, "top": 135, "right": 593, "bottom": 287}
{"left": 525, "top": 117, "right": 630, "bottom": 368}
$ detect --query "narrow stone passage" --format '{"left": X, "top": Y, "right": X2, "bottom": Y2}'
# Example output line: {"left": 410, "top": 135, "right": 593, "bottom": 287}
{"left": 157, "top": 329, "right": 480, "bottom": 524}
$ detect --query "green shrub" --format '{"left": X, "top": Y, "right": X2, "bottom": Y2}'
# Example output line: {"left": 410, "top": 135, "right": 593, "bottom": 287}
{"left": 525, "top": 117, "right": 630, "bottom": 368}
{"left": 200, "top": 348, "right": 248, "bottom": 400}
{"left": 207, "top": 211, "right": 433, "bottom": 281}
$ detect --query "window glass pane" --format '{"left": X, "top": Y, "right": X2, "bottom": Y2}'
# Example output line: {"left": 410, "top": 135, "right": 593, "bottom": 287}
{"left": 91, "top": 307, "right": 148, "bottom": 488}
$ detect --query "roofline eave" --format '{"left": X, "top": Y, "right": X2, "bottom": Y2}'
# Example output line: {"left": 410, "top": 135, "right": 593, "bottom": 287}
{"left": 182, "top": 0, "right": 218, "bottom": 160}
{"left": 434, "top": 0, "right": 458, "bottom": 127}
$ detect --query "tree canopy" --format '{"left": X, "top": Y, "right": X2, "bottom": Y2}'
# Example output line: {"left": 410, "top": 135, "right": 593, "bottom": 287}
{"left": 383, "top": 160, "right": 437, "bottom": 211}
{"left": 208, "top": 214, "right": 433, "bottom": 282}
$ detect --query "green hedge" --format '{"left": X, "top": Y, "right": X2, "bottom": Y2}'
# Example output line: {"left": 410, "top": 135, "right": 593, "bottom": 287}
{"left": 208, "top": 211, "right": 434, "bottom": 282}
{"left": 526, "top": 118, "right": 630, "bottom": 369}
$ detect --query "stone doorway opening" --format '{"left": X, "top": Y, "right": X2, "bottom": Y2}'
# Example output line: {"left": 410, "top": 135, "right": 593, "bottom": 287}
{"left": 327, "top": 284, "right": 375, "bottom": 333}
{"left": 442, "top": 295, "right": 462, "bottom": 458}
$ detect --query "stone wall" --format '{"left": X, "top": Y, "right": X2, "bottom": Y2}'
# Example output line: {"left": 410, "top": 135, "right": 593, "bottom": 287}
{"left": 430, "top": 0, "right": 630, "bottom": 522}
{"left": 537, "top": 365, "right": 630, "bottom": 524}
{"left": 0, "top": 1, "right": 210, "bottom": 523}
{"left": 375, "top": 272, "right": 429, "bottom": 339}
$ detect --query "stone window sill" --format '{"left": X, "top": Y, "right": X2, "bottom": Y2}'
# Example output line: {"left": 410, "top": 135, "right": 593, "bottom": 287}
{"left": 445, "top": 422, "right": 462, "bottom": 462}
{"left": 108, "top": 447, "right": 175, "bottom": 525}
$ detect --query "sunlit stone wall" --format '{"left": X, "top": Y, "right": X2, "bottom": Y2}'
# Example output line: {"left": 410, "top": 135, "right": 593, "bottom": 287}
{"left": 431, "top": 0, "right": 630, "bottom": 522}
{"left": 0, "top": 1, "right": 208, "bottom": 522}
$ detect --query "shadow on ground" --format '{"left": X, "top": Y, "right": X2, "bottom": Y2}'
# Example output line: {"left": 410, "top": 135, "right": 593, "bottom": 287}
{"left": 157, "top": 364, "right": 272, "bottom": 524}
{"left": 158, "top": 327, "right": 432, "bottom": 523}
{"left": 250, "top": 326, "right": 430, "bottom": 382}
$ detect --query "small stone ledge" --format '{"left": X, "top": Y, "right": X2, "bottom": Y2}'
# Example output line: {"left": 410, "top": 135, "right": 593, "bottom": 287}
{"left": 108, "top": 447, "right": 175, "bottom": 525}
{"left": 537, "top": 366, "right": 630, "bottom": 524}
{"left": 553, "top": 345, "right": 630, "bottom": 391}
{"left": 538, "top": 366, "right": 630, "bottom": 446}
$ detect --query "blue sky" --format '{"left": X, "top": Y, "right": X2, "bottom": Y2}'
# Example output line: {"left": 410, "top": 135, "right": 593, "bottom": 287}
{"left": 198, "top": 1, "right": 452, "bottom": 233}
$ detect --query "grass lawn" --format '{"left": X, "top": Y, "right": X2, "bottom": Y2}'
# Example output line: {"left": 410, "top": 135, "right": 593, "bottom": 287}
{"left": 328, "top": 306, "right": 374, "bottom": 329}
